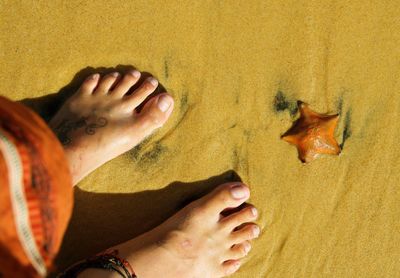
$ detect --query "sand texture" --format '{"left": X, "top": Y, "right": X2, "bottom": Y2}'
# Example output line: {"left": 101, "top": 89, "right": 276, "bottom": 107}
{"left": 1, "top": 1, "right": 400, "bottom": 277}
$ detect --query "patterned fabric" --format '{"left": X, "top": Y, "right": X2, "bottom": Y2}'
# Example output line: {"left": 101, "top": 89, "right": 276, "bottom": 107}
{"left": 0, "top": 96, "right": 73, "bottom": 277}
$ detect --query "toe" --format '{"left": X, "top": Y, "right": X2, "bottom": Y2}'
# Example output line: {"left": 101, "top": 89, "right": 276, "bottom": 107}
{"left": 230, "top": 224, "right": 260, "bottom": 245}
{"left": 227, "top": 241, "right": 251, "bottom": 260}
{"left": 78, "top": 73, "right": 100, "bottom": 95}
{"left": 130, "top": 93, "right": 174, "bottom": 136}
{"left": 94, "top": 72, "right": 120, "bottom": 95}
{"left": 112, "top": 70, "right": 141, "bottom": 97}
{"left": 221, "top": 260, "right": 241, "bottom": 277}
{"left": 198, "top": 183, "right": 250, "bottom": 218}
{"left": 124, "top": 76, "right": 159, "bottom": 107}
{"left": 220, "top": 206, "right": 258, "bottom": 231}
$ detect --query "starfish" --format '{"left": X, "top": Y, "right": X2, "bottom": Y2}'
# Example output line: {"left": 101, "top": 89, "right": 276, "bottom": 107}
{"left": 281, "top": 102, "right": 341, "bottom": 163}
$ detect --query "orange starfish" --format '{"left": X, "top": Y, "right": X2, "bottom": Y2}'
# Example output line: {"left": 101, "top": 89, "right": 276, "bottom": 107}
{"left": 281, "top": 102, "right": 341, "bottom": 163}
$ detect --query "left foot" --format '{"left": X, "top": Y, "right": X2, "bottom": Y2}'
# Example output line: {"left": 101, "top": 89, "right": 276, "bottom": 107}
{"left": 49, "top": 71, "right": 174, "bottom": 184}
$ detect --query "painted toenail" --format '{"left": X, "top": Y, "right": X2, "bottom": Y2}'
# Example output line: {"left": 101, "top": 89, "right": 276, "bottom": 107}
{"left": 148, "top": 77, "right": 158, "bottom": 87}
{"left": 130, "top": 70, "right": 140, "bottom": 78}
{"left": 111, "top": 72, "right": 119, "bottom": 77}
{"left": 158, "top": 95, "right": 172, "bottom": 112}
{"left": 91, "top": 73, "right": 100, "bottom": 80}
{"left": 253, "top": 226, "right": 260, "bottom": 238}
{"left": 251, "top": 207, "right": 258, "bottom": 217}
{"left": 230, "top": 185, "right": 247, "bottom": 199}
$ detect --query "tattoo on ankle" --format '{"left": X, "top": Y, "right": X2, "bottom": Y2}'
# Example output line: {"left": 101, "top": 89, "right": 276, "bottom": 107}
{"left": 53, "top": 117, "right": 108, "bottom": 145}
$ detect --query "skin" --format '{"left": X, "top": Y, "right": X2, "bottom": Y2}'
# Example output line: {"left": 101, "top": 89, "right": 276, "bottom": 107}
{"left": 53, "top": 72, "right": 261, "bottom": 277}
{"left": 79, "top": 183, "right": 260, "bottom": 278}
{"left": 50, "top": 70, "right": 174, "bottom": 185}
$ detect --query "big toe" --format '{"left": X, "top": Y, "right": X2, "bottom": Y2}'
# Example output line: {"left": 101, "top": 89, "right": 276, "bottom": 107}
{"left": 192, "top": 183, "right": 250, "bottom": 222}
{"left": 132, "top": 93, "right": 174, "bottom": 136}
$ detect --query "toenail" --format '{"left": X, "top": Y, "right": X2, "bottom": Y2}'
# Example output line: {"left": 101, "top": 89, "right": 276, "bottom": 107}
{"left": 130, "top": 70, "right": 140, "bottom": 78}
{"left": 230, "top": 184, "right": 248, "bottom": 199}
{"left": 148, "top": 77, "right": 158, "bottom": 87}
{"left": 91, "top": 73, "right": 100, "bottom": 80}
{"left": 157, "top": 95, "right": 172, "bottom": 112}
{"left": 244, "top": 243, "right": 251, "bottom": 253}
{"left": 111, "top": 72, "right": 119, "bottom": 77}
{"left": 253, "top": 226, "right": 260, "bottom": 238}
{"left": 251, "top": 207, "right": 258, "bottom": 217}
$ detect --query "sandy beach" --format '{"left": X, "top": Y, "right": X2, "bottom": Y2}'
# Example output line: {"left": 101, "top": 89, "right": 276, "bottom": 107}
{"left": 1, "top": 1, "right": 399, "bottom": 276}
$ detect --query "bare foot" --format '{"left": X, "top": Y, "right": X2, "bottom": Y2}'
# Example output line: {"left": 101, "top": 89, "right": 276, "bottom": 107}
{"left": 110, "top": 182, "right": 260, "bottom": 278}
{"left": 50, "top": 71, "right": 174, "bottom": 184}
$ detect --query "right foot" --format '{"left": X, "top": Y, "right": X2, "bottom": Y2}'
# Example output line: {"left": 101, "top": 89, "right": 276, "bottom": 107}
{"left": 113, "top": 182, "right": 260, "bottom": 278}
{"left": 49, "top": 71, "right": 174, "bottom": 184}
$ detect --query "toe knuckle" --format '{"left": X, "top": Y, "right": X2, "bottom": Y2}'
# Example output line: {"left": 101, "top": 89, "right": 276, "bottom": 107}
{"left": 144, "top": 82, "right": 155, "bottom": 90}
{"left": 146, "top": 113, "right": 162, "bottom": 126}
{"left": 219, "top": 196, "right": 231, "bottom": 206}
{"left": 240, "top": 208, "right": 253, "bottom": 218}
{"left": 216, "top": 190, "right": 232, "bottom": 204}
{"left": 124, "top": 74, "right": 135, "bottom": 83}
{"left": 245, "top": 228, "right": 254, "bottom": 238}
{"left": 232, "top": 214, "right": 243, "bottom": 224}
{"left": 233, "top": 214, "right": 246, "bottom": 225}
{"left": 81, "top": 83, "right": 93, "bottom": 91}
{"left": 239, "top": 245, "right": 247, "bottom": 256}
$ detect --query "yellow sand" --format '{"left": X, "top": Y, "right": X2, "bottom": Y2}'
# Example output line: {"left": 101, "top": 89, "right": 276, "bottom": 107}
{"left": 1, "top": 1, "right": 400, "bottom": 277}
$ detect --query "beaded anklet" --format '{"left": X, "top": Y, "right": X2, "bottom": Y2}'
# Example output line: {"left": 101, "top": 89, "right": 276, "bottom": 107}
{"left": 57, "top": 249, "right": 137, "bottom": 278}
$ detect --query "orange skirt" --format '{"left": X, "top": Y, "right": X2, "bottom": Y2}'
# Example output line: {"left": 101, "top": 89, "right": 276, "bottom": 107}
{"left": 0, "top": 96, "right": 73, "bottom": 277}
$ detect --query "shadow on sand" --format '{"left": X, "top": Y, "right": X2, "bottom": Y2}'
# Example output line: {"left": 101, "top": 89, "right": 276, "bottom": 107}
{"left": 53, "top": 170, "right": 242, "bottom": 273}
